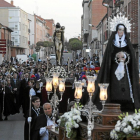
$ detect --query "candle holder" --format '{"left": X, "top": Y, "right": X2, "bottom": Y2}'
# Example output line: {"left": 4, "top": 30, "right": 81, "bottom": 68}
{"left": 74, "top": 81, "right": 83, "bottom": 104}
{"left": 46, "top": 73, "right": 66, "bottom": 129}
{"left": 74, "top": 76, "right": 109, "bottom": 140}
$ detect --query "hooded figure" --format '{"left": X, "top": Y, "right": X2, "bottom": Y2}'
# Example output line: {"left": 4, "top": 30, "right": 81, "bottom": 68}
{"left": 93, "top": 24, "right": 140, "bottom": 111}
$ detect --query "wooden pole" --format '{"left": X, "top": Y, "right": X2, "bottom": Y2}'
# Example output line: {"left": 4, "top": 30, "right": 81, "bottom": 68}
{"left": 47, "top": 57, "right": 48, "bottom": 74}
{"left": 29, "top": 94, "right": 32, "bottom": 140}
{"left": 68, "top": 57, "right": 69, "bottom": 73}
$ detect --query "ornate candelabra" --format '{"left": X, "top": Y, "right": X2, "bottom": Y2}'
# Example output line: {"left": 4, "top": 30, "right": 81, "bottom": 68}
{"left": 74, "top": 76, "right": 109, "bottom": 140}
{"left": 46, "top": 73, "right": 65, "bottom": 129}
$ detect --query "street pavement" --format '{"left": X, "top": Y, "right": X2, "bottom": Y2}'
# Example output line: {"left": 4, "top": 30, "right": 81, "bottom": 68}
{"left": 0, "top": 110, "right": 24, "bottom": 140}
{"left": 43, "top": 53, "right": 73, "bottom": 65}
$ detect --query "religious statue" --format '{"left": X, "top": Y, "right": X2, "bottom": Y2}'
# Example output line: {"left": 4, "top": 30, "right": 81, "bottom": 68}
{"left": 53, "top": 23, "right": 65, "bottom": 66}
{"left": 93, "top": 12, "right": 140, "bottom": 111}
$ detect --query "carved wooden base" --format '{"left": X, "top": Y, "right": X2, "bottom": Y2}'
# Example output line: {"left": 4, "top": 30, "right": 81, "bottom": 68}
{"left": 127, "top": 137, "right": 140, "bottom": 140}
{"left": 95, "top": 103, "right": 121, "bottom": 127}
{"left": 49, "top": 104, "right": 122, "bottom": 140}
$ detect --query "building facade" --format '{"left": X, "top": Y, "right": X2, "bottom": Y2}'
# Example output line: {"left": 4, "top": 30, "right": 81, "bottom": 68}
{"left": 0, "top": 23, "right": 13, "bottom": 63}
{"left": 34, "top": 15, "right": 50, "bottom": 59}
{"left": 0, "top": 0, "right": 29, "bottom": 57}
{"left": 81, "top": 0, "right": 107, "bottom": 58}
{"left": 45, "top": 19, "right": 55, "bottom": 41}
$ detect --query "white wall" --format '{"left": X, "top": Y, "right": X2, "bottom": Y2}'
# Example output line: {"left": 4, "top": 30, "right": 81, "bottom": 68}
{"left": 28, "top": 14, "right": 35, "bottom": 47}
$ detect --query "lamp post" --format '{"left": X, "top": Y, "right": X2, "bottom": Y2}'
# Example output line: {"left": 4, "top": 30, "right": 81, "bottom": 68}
{"left": 46, "top": 73, "right": 66, "bottom": 129}
{"left": 74, "top": 76, "right": 109, "bottom": 140}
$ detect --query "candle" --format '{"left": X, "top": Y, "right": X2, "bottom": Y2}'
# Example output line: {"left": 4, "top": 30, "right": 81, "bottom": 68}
{"left": 87, "top": 76, "right": 96, "bottom": 93}
{"left": 46, "top": 82, "right": 52, "bottom": 92}
{"left": 75, "top": 87, "right": 82, "bottom": 99}
{"left": 53, "top": 73, "right": 59, "bottom": 88}
{"left": 59, "top": 82, "right": 65, "bottom": 92}
{"left": 100, "top": 89, "right": 107, "bottom": 101}
{"left": 87, "top": 81, "right": 95, "bottom": 93}
{"left": 99, "top": 83, "right": 109, "bottom": 101}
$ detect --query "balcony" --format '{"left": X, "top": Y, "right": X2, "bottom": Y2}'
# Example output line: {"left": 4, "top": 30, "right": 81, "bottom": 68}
{"left": 7, "top": 40, "right": 14, "bottom": 47}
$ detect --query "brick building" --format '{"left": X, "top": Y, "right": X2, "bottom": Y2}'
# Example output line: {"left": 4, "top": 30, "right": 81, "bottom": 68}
{"left": 81, "top": 0, "right": 107, "bottom": 58}
{"left": 45, "top": 19, "right": 55, "bottom": 41}
{"left": 0, "top": 23, "right": 13, "bottom": 63}
{"left": 0, "top": 0, "right": 30, "bottom": 57}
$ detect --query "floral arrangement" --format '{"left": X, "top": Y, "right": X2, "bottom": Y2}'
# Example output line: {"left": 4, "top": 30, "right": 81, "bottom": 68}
{"left": 48, "top": 66, "right": 68, "bottom": 78}
{"left": 110, "top": 109, "right": 140, "bottom": 140}
{"left": 57, "top": 103, "right": 82, "bottom": 139}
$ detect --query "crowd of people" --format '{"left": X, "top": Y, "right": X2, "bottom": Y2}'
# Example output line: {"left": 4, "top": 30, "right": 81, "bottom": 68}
{"left": 0, "top": 53, "right": 100, "bottom": 140}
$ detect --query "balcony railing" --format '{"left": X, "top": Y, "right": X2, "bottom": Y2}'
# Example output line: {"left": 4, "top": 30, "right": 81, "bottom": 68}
{"left": 7, "top": 40, "right": 14, "bottom": 47}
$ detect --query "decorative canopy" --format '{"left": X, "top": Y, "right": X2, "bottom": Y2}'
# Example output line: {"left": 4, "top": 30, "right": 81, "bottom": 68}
{"left": 110, "top": 12, "right": 132, "bottom": 33}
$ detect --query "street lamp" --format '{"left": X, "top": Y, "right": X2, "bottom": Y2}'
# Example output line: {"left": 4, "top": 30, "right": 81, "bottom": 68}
{"left": 102, "top": 3, "right": 113, "bottom": 8}
{"left": 89, "top": 24, "right": 94, "bottom": 27}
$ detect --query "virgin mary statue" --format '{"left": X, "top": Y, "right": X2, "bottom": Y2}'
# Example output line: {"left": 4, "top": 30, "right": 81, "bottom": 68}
{"left": 93, "top": 13, "right": 140, "bottom": 111}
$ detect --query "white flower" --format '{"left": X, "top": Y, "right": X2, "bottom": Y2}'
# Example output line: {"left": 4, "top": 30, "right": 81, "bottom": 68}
{"left": 110, "top": 130, "right": 118, "bottom": 139}
{"left": 115, "top": 120, "right": 121, "bottom": 127}
{"left": 115, "top": 127, "right": 120, "bottom": 132}
{"left": 138, "top": 121, "right": 140, "bottom": 125}
{"left": 122, "top": 122, "right": 127, "bottom": 127}
{"left": 123, "top": 128, "right": 129, "bottom": 134}
{"left": 127, "top": 126, "right": 132, "bottom": 132}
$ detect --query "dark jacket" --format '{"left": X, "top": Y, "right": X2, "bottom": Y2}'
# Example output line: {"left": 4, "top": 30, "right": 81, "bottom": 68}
{"left": 24, "top": 107, "right": 44, "bottom": 140}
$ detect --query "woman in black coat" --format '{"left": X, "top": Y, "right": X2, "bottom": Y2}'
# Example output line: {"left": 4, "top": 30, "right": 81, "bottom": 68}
{"left": 3, "top": 79, "right": 18, "bottom": 120}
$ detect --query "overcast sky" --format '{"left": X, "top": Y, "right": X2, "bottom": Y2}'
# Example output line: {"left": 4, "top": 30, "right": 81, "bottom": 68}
{"left": 5, "top": 0, "right": 83, "bottom": 40}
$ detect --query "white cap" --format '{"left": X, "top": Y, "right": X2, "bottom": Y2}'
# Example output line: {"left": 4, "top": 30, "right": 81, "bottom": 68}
{"left": 118, "top": 25, "right": 124, "bottom": 30}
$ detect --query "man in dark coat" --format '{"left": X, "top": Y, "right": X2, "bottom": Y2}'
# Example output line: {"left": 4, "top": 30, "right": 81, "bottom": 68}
{"left": 24, "top": 79, "right": 39, "bottom": 114}
{"left": 11, "top": 72, "right": 20, "bottom": 112}
{"left": 20, "top": 72, "right": 29, "bottom": 115}
{"left": 24, "top": 96, "right": 44, "bottom": 140}
{"left": 0, "top": 83, "right": 3, "bottom": 121}
{"left": 31, "top": 103, "right": 54, "bottom": 140}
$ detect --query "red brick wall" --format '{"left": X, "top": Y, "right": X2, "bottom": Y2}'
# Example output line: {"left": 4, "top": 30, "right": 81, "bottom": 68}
{"left": 91, "top": 0, "right": 107, "bottom": 29}
{"left": 45, "top": 19, "right": 55, "bottom": 37}
{"left": 131, "top": 0, "right": 138, "bottom": 44}
{"left": 11, "top": 48, "right": 16, "bottom": 57}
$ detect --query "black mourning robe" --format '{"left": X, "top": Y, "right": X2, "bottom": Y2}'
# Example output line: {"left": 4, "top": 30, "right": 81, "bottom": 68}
{"left": 0, "top": 85, "right": 3, "bottom": 120}
{"left": 4, "top": 86, "right": 18, "bottom": 116}
{"left": 20, "top": 78, "right": 28, "bottom": 113}
{"left": 92, "top": 31, "right": 140, "bottom": 111}
{"left": 31, "top": 114, "right": 47, "bottom": 140}
{"left": 24, "top": 107, "right": 44, "bottom": 140}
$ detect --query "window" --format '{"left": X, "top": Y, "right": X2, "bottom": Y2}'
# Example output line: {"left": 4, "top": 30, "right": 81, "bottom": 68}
{"left": 23, "top": 36, "right": 25, "bottom": 43}
{"left": 15, "top": 24, "right": 18, "bottom": 30}
{"left": 25, "top": 37, "right": 27, "bottom": 44}
{"left": 19, "top": 23, "right": 21, "bottom": 30}
{"left": 24, "top": 25, "right": 26, "bottom": 31}
{"left": 9, "top": 11, "right": 15, "bottom": 17}
{"left": 9, "top": 22, "right": 14, "bottom": 30}
{"left": 11, "top": 37, "right": 15, "bottom": 41}
{"left": 15, "top": 39, "right": 18, "bottom": 43}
